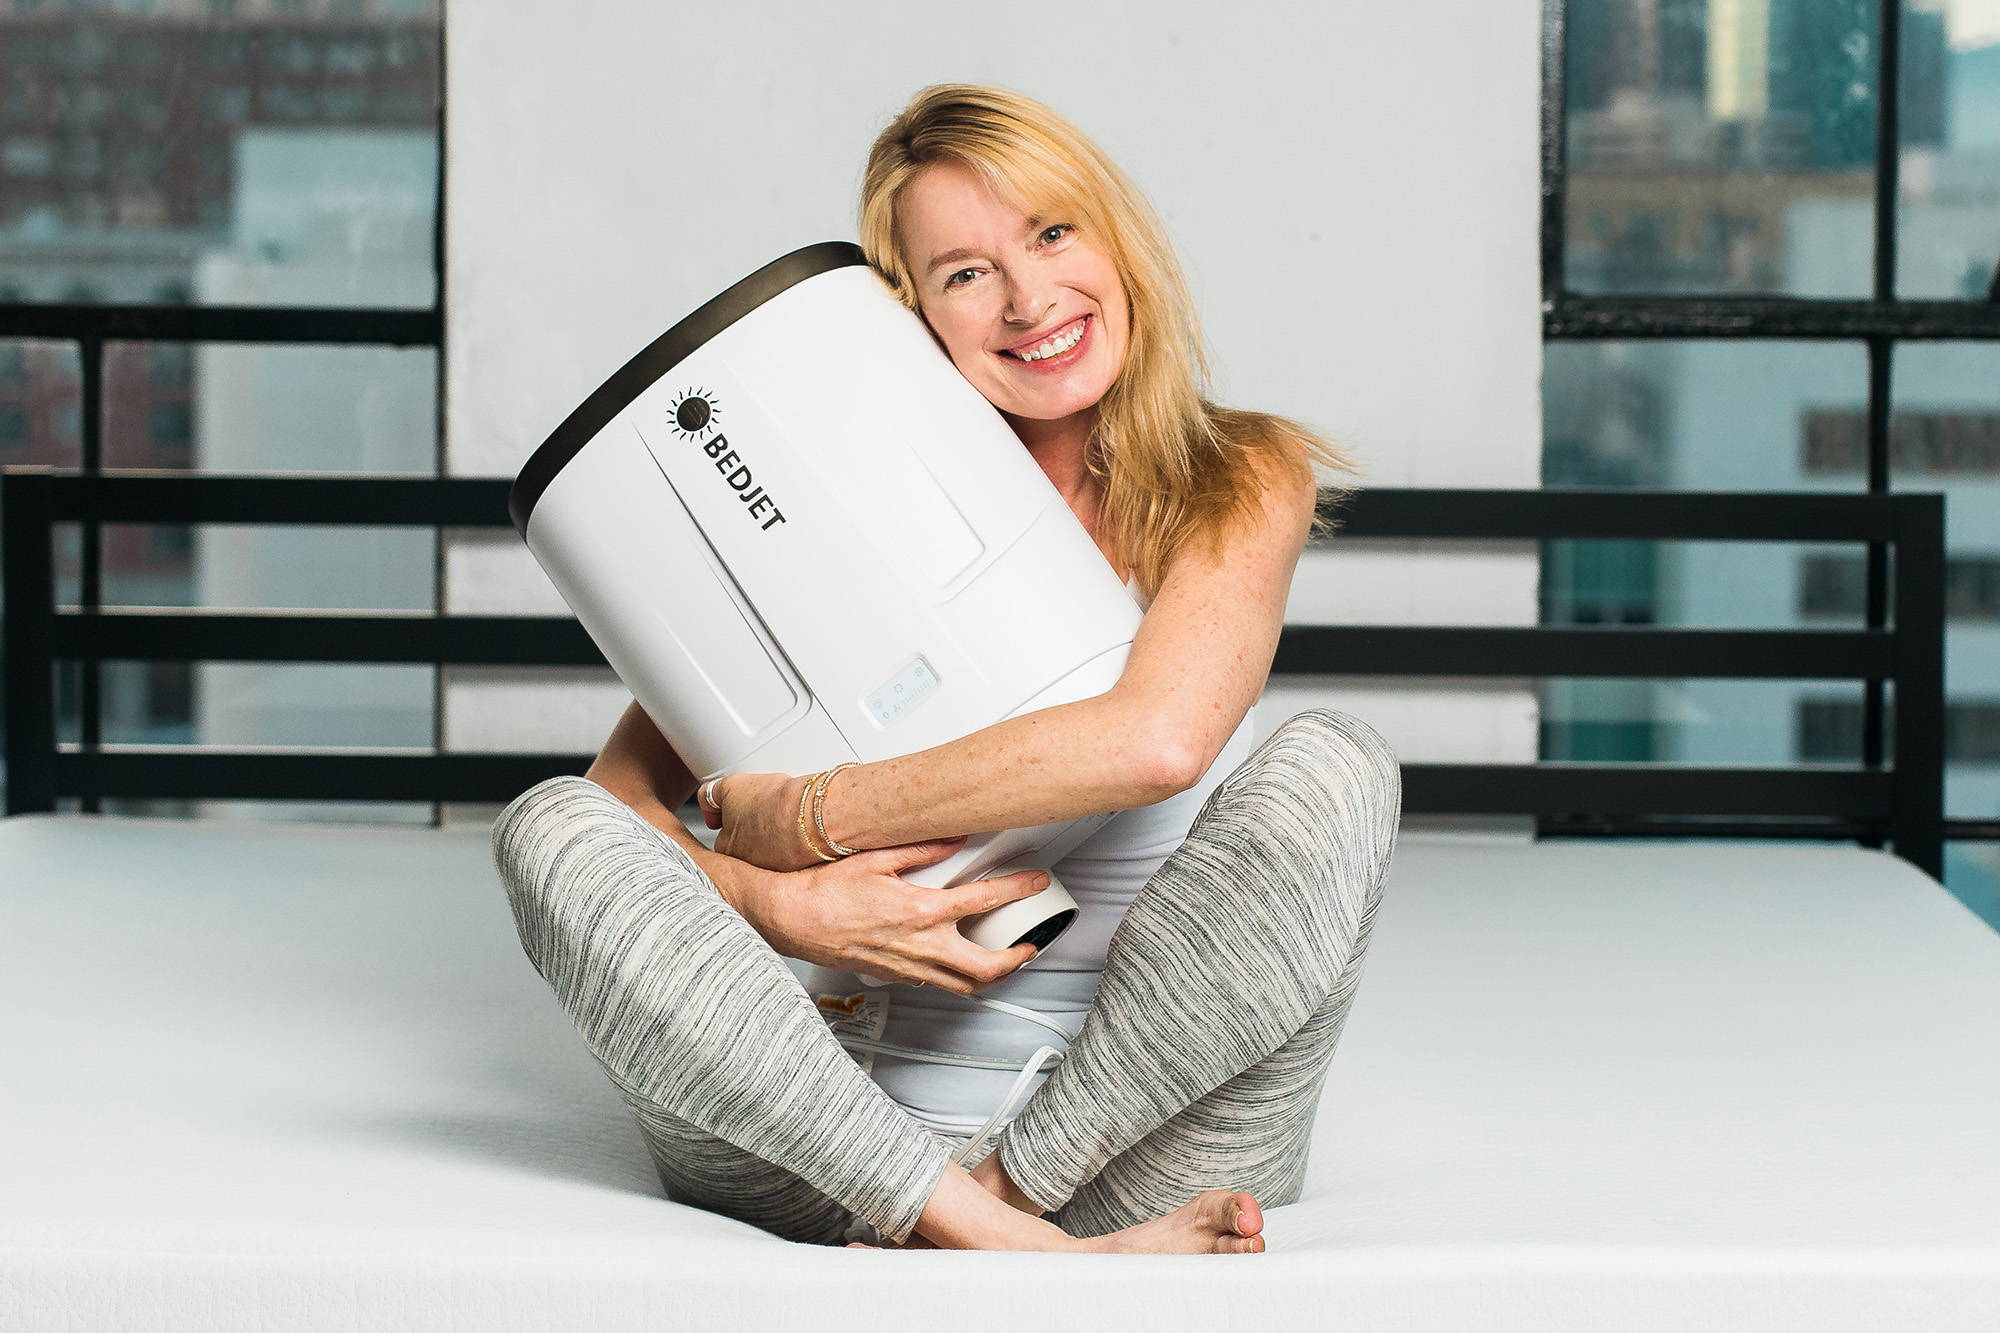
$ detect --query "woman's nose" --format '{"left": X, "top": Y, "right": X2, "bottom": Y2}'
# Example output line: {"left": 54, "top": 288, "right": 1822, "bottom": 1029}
{"left": 1003, "top": 279, "right": 1057, "bottom": 328}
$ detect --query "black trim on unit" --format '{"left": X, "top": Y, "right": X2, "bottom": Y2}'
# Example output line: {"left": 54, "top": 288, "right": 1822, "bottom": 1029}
{"left": 506, "top": 240, "right": 868, "bottom": 536}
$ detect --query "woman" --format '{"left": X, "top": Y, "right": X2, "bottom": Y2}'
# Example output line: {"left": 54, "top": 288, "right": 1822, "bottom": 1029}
{"left": 492, "top": 83, "right": 1402, "bottom": 1255}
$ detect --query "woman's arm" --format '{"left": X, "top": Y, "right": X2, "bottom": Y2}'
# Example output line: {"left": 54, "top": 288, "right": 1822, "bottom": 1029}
{"left": 584, "top": 702, "right": 1048, "bottom": 991}
{"left": 584, "top": 701, "right": 770, "bottom": 919}
{"left": 814, "top": 458, "right": 1321, "bottom": 853}
{"left": 807, "top": 689, "right": 1185, "bottom": 852}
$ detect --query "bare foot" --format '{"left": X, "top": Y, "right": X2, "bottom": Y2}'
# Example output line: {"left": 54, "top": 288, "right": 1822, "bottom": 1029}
{"left": 883, "top": 1158, "right": 1264, "bottom": 1254}
{"left": 889, "top": 1190, "right": 1265, "bottom": 1254}
{"left": 860, "top": 1151, "right": 1038, "bottom": 1248}
{"left": 1077, "top": 1189, "right": 1266, "bottom": 1255}
{"left": 872, "top": 1152, "right": 1035, "bottom": 1247}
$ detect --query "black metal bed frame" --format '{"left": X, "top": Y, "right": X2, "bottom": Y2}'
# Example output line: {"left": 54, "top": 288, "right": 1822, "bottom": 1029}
{"left": 0, "top": 467, "right": 1947, "bottom": 881}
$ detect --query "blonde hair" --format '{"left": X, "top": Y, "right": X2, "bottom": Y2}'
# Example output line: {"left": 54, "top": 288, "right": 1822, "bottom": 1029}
{"left": 859, "top": 82, "right": 1363, "bottom": 599}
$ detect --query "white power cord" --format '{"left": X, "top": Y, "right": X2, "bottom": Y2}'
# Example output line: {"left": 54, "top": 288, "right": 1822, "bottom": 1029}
{"left": 825, "top": 991, "right": 1078, "bottom": 1171}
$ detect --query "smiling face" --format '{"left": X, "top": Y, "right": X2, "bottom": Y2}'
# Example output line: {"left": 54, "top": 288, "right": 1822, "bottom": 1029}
{"left": 896, "top": 158, "right": 1131, "bottom": 447}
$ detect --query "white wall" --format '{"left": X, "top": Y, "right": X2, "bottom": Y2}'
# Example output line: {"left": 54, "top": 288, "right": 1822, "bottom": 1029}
{"left": 441, "top": 0, "right": 1546, "bottom": 827}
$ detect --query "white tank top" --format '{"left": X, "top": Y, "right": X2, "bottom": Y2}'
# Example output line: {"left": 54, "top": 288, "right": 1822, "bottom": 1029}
{"left": 852, "top": 575, "right": 1261, "bottom": 1139}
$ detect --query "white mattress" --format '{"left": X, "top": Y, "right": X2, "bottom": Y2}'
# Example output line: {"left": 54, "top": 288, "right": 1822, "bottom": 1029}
{"left": 2, "top": 811, "right": 1996, "bottom": 1331}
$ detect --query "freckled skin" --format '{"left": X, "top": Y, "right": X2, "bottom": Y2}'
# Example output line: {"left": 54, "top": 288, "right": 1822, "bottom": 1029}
{"left": 896, "top": 159, "right": 1132, "bottom": 513}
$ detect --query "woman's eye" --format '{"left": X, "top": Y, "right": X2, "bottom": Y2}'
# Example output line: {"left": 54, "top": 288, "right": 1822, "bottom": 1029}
{"left": 1039, "top": 223, "right": 1074, "bottom": 245}
{"left": 945, "top": 267, "right": 979, "bottom": 289}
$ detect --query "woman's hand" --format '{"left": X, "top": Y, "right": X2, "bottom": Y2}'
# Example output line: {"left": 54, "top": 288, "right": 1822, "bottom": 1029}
{"left": 702, "top": 771, "right": 820, "bottom": 872}
{"left": 754, "top": 835, "right": 1052, "bottom": 995}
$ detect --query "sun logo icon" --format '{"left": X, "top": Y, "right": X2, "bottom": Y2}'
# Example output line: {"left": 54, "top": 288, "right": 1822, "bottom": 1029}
{"left": 670, "top": 389, "right": 718, "bottom": 440}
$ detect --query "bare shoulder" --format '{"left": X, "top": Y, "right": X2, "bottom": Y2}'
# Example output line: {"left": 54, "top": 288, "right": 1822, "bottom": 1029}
{"left": 1253, "top": 435, "right": 1322, "bottom": 524}
{"left": 1212, "top": 440, "right": 1319, "bottom": 564}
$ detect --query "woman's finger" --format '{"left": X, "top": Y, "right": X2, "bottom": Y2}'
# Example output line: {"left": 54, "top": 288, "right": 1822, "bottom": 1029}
{"left": 938, "top": 937, "right": 1038, "bottom": 988}
{"left": 944, "top": 868, "right": 1052, "bottom": 923}
{"left": 884, "top": 953, "right": 983, "bottom": 996}
{"left": 867, "top": 835, "right": 969, "bottom": 874}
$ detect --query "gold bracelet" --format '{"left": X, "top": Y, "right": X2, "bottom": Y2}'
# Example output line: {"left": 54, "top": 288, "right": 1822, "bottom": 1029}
{"left": 812, "top": 762, "right": 863, "bottom": 858}
{"left": 796, "top": 773, "right": 839, "bottom": 862}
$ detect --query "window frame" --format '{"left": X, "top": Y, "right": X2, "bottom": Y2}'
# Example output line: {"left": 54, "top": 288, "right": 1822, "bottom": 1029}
{"left": 0, "top": 10, "right": 445, "bottom": 824}
{"left": 1543, "top": 0, "right": 2000, "bottom": 852}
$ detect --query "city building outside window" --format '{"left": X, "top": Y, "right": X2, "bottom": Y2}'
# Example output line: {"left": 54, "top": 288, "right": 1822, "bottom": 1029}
{"left": 1545, "top": 0, "right": 1999, "bottom": 927}
{"left": 0, "top": 0, "right": 442, "bottom": 823}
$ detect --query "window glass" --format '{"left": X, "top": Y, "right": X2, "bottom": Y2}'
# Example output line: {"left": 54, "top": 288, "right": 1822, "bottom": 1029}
{"left": 1559, "top": 2, "right": 1999, "bottom": 926}
{"left": 1946, "top": 841, "right": 2000, "bottom": 931}
{"left": 1898, "top": 2, "right": 2000, "bottom": 297}
{"left": 1541, "top": 676, "right": 1868, "bottom": 763}
{"left": 98, "top": 523, "right": 434, "bottom": 612}
{"left": 1541, "top": 340, "right": 1875, "bottom": 768}
{"left": 1543, "top": 340, "right": 1870, "bottom": 489}
{"left": 0, "top": 2, "right": 440, "bottom": 308}
{"left": 1, "top": 5, "right": 442, "bottom": 826}
{"left": 100, "top": 340, "right": 437, "bottom": 471}
{"left": 1543, "top": 674, "right": 1895, "bottom": 765}
{"left": 1543, "top": 538, "right": 1873, "bottom": 630}
{"left": 1565, "top": 0, "right": 1881, "bottom": 296}
{"left": 0, "top": 339, "right": 81, "bottom": 465}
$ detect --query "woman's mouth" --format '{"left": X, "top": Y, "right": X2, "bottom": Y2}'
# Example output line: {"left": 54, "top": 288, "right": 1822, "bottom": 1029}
{"left": 999, "top": 315, "right": 1091, "bottom": 372}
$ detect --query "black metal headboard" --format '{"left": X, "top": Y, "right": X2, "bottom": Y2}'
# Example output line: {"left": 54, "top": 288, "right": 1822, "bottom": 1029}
{"left": 0, "top": 467, "right": 1946, "bottom": 880}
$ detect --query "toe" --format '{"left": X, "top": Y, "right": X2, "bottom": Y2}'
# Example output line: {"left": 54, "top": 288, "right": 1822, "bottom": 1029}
{"left": 1232, "top": 1191, "right": 1263, "bottom": 1235}
{"left": 1201, "top": 1189, "right": 1244, "bottom": 1235}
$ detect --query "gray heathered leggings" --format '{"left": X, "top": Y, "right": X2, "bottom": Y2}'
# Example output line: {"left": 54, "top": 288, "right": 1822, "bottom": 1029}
{"left": 492, "top": 707, "right": 1401, "bottom": 1246}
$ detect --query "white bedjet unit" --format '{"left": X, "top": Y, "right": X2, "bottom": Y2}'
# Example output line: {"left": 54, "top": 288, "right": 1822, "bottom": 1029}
{"left": 509, "top": 241, "right": 1144, "bottom": 984}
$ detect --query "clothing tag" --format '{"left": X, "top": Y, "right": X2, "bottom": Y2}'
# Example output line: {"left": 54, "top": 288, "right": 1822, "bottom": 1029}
{"left": 815, "top": 989, "right": 890, "bottom": 1076}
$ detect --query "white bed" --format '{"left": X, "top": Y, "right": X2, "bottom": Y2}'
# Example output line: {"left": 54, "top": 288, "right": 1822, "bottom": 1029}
{"left": 3, "top": 809, "right": 1996, "bottom": 1331}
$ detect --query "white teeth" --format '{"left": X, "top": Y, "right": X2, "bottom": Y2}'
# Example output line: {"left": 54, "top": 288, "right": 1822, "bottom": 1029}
{"left": 1014, "top": 319, "right": 1086, "bottom": 362}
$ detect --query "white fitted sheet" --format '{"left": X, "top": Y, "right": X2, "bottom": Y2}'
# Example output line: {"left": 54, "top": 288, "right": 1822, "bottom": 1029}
{"left": 2, "top": 811, "right": 1996, "bottom": 1331}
